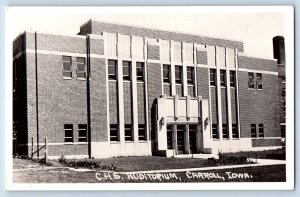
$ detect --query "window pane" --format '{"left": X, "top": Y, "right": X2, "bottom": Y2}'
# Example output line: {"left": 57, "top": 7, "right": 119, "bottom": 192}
{"left": 210, "top": 69, "right": 216, "bottom": 86}
{"left": 187, "top": 67, "right": 193, "bottom": 84}
{"left": 175, "top": 66, "right": 182, "bottom": 84}
{"left": 63, "top": 62, "right": 71, "bottom": 71}
{"left": 62, "top": 56, "right": 71, "bottom": 62}
{"left": 220, "top": 70, "right": 226, "bottom": 87}
{"left": 212, "top": 124, "right": 219, "bottom": 139}
{"left": 77, "top": 73, "right": 86, "bottom": 79}
{"left": 110, "top": 124, "right": 119, "bottom": 141}
{"left": 248, "top": 72, "right": 254, "bottom": 89}
{"left": 230, "top": 71, "right": 236, "bottom": 87}
{"left": 77, "top": 57, "right": 85, "bottom": 64}
{"left": 77, "top": 64, "right": 85, "bottom": 72}
{"left": 138, "top": 124, "right": 146, "bottom": 141}
{"left": 123, "top": 61, "right": 131, "bottom": 80}
{"left": 163, "top": 65, "right": 170, "bottom": 83}
{"left": 125, "top": 125, "right": 133, "bottom": 141}
{"left": 251, "top": 124, "right": 256, "bottom": 138}
{"left": 136, "top": 62, "right": 144, "bottom": 81}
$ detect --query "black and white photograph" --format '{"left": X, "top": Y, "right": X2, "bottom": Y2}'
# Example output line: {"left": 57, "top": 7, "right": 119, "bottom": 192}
{"left": 5, "top": 6, "right": 294, "bottom": 190}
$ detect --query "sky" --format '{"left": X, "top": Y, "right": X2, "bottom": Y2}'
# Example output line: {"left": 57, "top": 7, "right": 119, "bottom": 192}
{"left": 7, "top": 6, "right": 287, "bottom": 59}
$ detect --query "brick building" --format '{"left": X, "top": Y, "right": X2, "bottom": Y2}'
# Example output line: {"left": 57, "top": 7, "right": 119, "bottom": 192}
{"left": 13, "top": 20, "right": 283, "bottom": 159}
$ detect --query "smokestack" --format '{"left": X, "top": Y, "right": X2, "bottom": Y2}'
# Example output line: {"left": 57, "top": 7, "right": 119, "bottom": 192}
{"left": 273, "top": 36, "right": 285, "bottom": 65}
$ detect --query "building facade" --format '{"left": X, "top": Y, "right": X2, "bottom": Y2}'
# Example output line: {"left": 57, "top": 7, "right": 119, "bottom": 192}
{"left": 13, "top": 20, "right": 282, "bottom": 159}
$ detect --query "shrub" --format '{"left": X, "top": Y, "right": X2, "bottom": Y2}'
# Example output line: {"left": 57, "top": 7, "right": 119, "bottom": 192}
{"left": 58, "top": 157, "right": 116, "bottom": 171}
{"left": 205, "top": 154, "right": 253, "bottom": 166}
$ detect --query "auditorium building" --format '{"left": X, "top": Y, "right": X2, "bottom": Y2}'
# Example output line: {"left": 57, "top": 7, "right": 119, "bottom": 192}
{"left": 13, "top": 20, "right": 284, "bottom": 159}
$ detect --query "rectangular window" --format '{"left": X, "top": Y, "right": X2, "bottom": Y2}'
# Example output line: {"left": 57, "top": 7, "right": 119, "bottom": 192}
{"left": 230, "top": 71, "right": 236, "bottom": 87}
{"left": 78, "top": 124, "right": 87, "bottom": 142}
{"left": 248, "top": 72, "right": 255, "bottom": 89}
{"left": 258, "top": 124, "right": 264, "bottom": 138}
{"left": 212, "top": 124, "right": 219, "bottom": 139}
{"left": 110, "top": 124, "right": 118, "bottom": 141}
{"left": 232, "top": 124, "right": 239, "bottom": 138}
{"left": 222, "top": 124, "right": 229, "bottom": 139}
{"left": 62, "top": 56, "right": 72, "bottom": 79}
{"left": 220, "top": 70, "right": 226, "bottom": 87}
{"left": 108, "top": 60, "right": 117, "bottom": 80}
{"left": 138, "top": 124, "right": 146, "bottom": 141}
{"left": 123, "top": 61, "right": 131, "bottom": 81}
{"left": 64, "top": 124, "right": 73, "bottom": 143}
{"left": 163, "top": 64, "right": 171, "bottom": 83}
{"left": 256, "top": 73, "right": 262, "bottom": 90}
{"left": 125, "top": 125, "right": 133, "bottom": 141}
{"left": 187, "top": 67, "right": 194, "bottom": 85}
{"left": 76, "top": 57, "right": 86, "bottom": 80}
{"left": 136, "top": 62, "right": 144, "bottom": 82}
{"left": 210, "top": 69, "right": 216, "bottom": 86}
{"left": 251, "top": 124, "right": 257, "bottom": 138}
{"left": 175, "top": 65, "right": 183, "bottom": 84}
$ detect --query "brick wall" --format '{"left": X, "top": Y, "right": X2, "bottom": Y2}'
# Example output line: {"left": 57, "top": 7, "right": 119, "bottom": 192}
{"left": 210, "top": 88, "right": 218, "bottom": 124}
{"left": 137, "top": 83, "right": 145, "bottom": 124}
{"left": 252, "top": 138, "right": 281, "bottom": 147}
{"left": 238, "top": 70, "right": 280, "bottom": 139}
{"left": 89, "top": 57, "right": 108, "bottom": 142}
{"left": 238, "top": 56, "right": 277, "bottom": 72}
{"left": 109, "top": 81, "right": 118, "bottom": 124}
{"left": 147, "top": 45, "right": 160, "bottom": 60}
{"left": 230, "top": 88, "right": 238, "bottom": 124}
{"left": 197, "top": 50, "right": 208, "bottom": 65}
{"left": 123, "top": 82, "right": 132, "bottom": 124}
{"left": 221, "top": 88, "right": 228, "bottom": 123}
{"left": 147, "top": 62, "right": 162, "bottom": 140}
{"left": 80, "top": 20, "right": 244, "bottom": 52}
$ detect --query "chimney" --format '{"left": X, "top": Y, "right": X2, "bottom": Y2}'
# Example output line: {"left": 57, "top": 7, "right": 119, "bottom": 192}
{"left": 273, "top": 36, "right": 285, "bottom": 65}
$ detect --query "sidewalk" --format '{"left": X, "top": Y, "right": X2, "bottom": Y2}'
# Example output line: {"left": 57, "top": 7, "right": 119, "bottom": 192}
{"left": 13, "top": 158, "right": 285, "bottom": 174}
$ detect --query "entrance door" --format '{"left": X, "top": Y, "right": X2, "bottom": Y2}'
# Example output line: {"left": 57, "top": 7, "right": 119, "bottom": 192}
{"left": 189, "top": 125, "right": 197, "bottom": 154}
{"left": 177, "top": 125, "right": 185, "bottom": 154}
{"left": 167, "top": 125, "right": 173, "bottom": 149}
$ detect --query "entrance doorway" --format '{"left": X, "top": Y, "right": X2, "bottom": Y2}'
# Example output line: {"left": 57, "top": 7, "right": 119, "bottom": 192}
{"left": 177, "top": 125, "right": 185, "bottom": 154}
{"left": 189, "top": 124, "right": 197, "bottom": 154}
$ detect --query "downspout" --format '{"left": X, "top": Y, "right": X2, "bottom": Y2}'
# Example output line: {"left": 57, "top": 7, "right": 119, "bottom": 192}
{"left": 34, "top": 32, "right": 39, "bottom": 159}
{"left": 86, "top": 35, "right": 92, "bottom": 159}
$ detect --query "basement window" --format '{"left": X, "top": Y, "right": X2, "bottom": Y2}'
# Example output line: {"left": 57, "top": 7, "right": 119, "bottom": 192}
{"left": 222, "top": 124, "right": 229, "bottom": 139}
{"left": 62, "top": 56, "right": 72, "bottom": 79}
{"left": 125, "top": 125, "right": 133, "bottom": 141}
{"left": 78, "top": 124, "right": 87, "bottom": 142}
{"left": 136, "top": 62, "right": 144, "bottom": 82}
{"left": 64, "top": 124, "right": 73, "bottom": 143}
{"left": 76, "top": 57, "right": 86, "bottom": 80}
{"left": 110, "top": 124, "right": 119, "bottom": 142}
{"left": 138, "top": 124, "right": 146, "bottom": 141}
{"left": 212, "top": 124, "right": 219, "bottom": 139}
{"left": 232, "top": 124, "right": 239, "bottom": 139}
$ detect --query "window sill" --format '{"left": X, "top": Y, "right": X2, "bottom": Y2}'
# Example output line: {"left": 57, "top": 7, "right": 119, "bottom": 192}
{"left": 248, "top": 88, "right": 255, "bottom": 90}
{"left": 232, "top": 138, "right": 240, "bottom": 140}
{"left": 138, "top": 140, "right": 148, "bottom": 143}
{"left": 77, "top": 78, "right": 86, "bottom": 81}
{"left": 63, "top": 77, "right": 72, "bottom": 80}
{"left": 64, "top": 142, "right": 74, "bottom": 145}
{"left": 77, "top": 142, "right": 88, "bottom": 144}
{"left": 108, "top": 79, "right": 117, "bottom": 82}
{"left": 125, "top": 141, "right": 134, "bottom": 143}
{"left": 137, "top": 81, "right": 144, "bottom": 84}
{"left": 110, "top": 141, "right": 120, "bottom": 144}
{"left": 212, "top": 139, "right": 220, "bottom": 141}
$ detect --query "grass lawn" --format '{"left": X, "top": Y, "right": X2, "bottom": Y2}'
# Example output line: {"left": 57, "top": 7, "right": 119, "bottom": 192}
{"left": 13, "top": 164, "right": 286, "bottom": 183}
